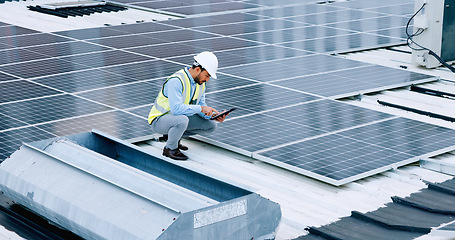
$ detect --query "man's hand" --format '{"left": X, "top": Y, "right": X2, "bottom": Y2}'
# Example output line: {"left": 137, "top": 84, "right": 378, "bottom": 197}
{"left": 201, "top": 106, "right": 218, "bottom": 116}
{"left": 213, "top": 111, "right": 228, "bottom": 122}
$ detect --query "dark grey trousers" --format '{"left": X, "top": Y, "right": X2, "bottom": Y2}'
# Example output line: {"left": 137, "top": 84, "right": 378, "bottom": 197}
{"left": 151, "top": 114, "right": 217, "bottom": 150}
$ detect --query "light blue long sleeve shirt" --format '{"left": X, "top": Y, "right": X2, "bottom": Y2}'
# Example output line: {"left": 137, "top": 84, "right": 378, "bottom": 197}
{"left": 163, "top": 67, "right": 210, "bottom": 119}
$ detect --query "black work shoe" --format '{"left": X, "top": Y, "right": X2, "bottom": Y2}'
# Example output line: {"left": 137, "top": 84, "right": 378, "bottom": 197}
{"left": 163, "top": 147, "right": 188, "bottom": 161}
{"left": 158, "top": 134, "right": 168, "bottom": 142}
{"left": 178, "top": 141, "right": 188, "bottom": 151}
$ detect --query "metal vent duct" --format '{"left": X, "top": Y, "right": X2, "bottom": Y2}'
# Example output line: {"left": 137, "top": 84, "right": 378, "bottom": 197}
{"left": 0, "top": 130, "right": 281, "bottom": 240}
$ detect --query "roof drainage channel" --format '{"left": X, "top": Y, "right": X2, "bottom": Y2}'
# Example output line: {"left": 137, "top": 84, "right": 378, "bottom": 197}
{"left": 297, "top": 178, "right": 455, "bottom": 240}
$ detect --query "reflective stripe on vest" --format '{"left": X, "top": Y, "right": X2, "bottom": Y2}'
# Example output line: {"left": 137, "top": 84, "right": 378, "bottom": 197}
{"left": 148, "top": 69, "right": 205, "bottom": 124}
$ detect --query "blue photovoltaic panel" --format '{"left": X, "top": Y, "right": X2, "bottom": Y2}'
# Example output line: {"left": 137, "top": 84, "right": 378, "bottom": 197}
{"left": 280, "top": 33, "right": 403, "bottom": 53}
{"left": 205, "top": 73, "right": 258, "bottom": 93}
{"left": 0, "top": 113, "right": 29, "bottom": 131}
{"left": 32, "top": 69, "right": 139, "bottom": 93}
{"left": 246, "top": 4, "right": 339, "bottom": 17}
{"left": 0, "top": 72, "right": 19, "bottom": 82}
{"left": 100, "top": 59, "right": 182, "bottom": 81}
{"left": 0, "top": 126, "right": 56, "bottom": 161}
{"left": 0, "top": 25, "right": 38, "bottom": 37}
{"left": 59, "top": 50, "right": 152, "bottom": 68}
{"left": 325, "top": 16, "right": 410, "bottom": 33}
{"left": 194, "top": 19, "right": 309, "bottom": 36}
{"left": 161, "top": 2, "right": 261, "bottom": 15}
{"left": 54, "top": 27, "right": 130, "bottom": 40}
{"left": 76, "top": 81, "right": 162, "bottom": 109}
{"left": 26, "top": 41, "right": 111, "bottom": 57}
{"left": 88, "top": 34, "right": 168, "bottom": 49}
{"left": 270, "top": 64, "right": 435, "bottom": 98}
{"left": 127, "top": 105, "right": 153, "bottom": 120}
{"left": 0, "top": 48, "right": 48, "bottom": 65}
{"left": 257, "top": 118, "right": 455, "bottom": 185}
{"left": 198, "top": 113, "right": 326, "bottom": 153}
{"left": 232, "top": 26, "right": 355, "bottom": 44}
{"left": 265, "top": 100, "right": 395, "bottom": 132}
{"left": 2, "top": 33, "right": 72, "bottom": 47}
{"left": 37, "top": 110, "right": 150, "bottom": 140}
{"left": 0, "top": 58, "right": 89, "bottom": 78}
{"left": 205, "top": 83, "right": 321, "bottom": 113}
{"left": 0, "top": 94, "right": 113, "bottom": 125}
{"left": 0, "top": 80, "right": 61, "bottom": 103}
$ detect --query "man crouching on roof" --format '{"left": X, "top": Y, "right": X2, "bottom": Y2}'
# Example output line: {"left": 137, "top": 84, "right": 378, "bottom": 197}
{"left": 148, "top": 51, "right": 227, "bottom": 161}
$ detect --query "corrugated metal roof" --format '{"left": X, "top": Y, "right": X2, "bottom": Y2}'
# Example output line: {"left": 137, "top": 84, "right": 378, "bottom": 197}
{"left": 300, "top": 178, "right": 455, "bottom": 239}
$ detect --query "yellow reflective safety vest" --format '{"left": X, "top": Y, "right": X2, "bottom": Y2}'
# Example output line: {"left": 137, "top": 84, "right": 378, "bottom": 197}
{"left": 148, "top": 69, "right": 205, "bottom": 124}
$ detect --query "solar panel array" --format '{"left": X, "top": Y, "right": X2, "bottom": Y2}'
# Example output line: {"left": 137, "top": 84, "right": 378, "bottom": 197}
{"left": 1, "top": 0, "right": 455, "bottom": 185}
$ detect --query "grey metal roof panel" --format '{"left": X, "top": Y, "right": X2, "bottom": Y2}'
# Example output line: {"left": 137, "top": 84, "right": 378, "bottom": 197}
{"left": 299, "top": 178, "right": 455, "bottom": 240}
{"left": 307, "top": 217, "right": 423, "bottom": 240}
{"left": 357, "top": 204, "right": 454, "bottom": 232}
{"left": 392, "top": 188, "right": 455, "bottom": 214}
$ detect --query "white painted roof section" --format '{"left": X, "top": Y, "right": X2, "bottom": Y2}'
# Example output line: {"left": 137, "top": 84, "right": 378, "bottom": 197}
{"left": 0, "top": 226, "right": 24, "bottom": 240}
{"left": 0, "top": 0, "right": 177, "bottom": 32}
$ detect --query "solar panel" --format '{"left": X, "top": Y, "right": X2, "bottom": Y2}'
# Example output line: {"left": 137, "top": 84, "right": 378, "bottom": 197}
{"left": 197, "top": 113, "right": 326, "bottom": 153}
{"left": 0, "top": 25, "right": 38, "bottom": 37}
{"left": 75, "top": 81, "right": 162, "bottom": 109}
{"left": 37, "top": 110, "right": 150, "bottom": 140}
{"left": 0, "top": 94, "right": 113, "bottom": 125}
{"left": 256, "top": 118, "right": 455, "bottom": 185}
{"left": 265, "top": 100, "right": 395, "bottom": 132}
{"left": 205, "top": 83, "right": 321, "bottom": 113}
{"left": 246, "top": 4, "right": 339, "bottom": 17}
{"left": 87, "top": 35, "right": 167, "bottom": 49}
{"left": 270, "top": 64, "right": 435, "bottom": 98}
{"left": 100, "top": 59, "right": 182, "bottom": 81}
{"left": 232, "top": 26, "right": 355, "bottom": 44}
{"left": 0, "top": 126, "right": 56, "bottom": 161}
{"left": 161, "top": 2, "right": 261, "bottom": 15}
{"left": 0, "top": 80, "right": 61, "bottom": 103}
{"left": 0, "top": 48, "right": 48, "bottom": 65}
{"left": 283, "top": 9, "right": 386, "bottom": 25}
{"left": 59, "top": 50, "right": 152, "bottom": 68}
{"left": 194, "top": 19, "right": 308, "bottom": 36}
{"left": 2, "top": 33, "right": 72, "bottom": 47}
{"left": 54, "top": 27, "right": 129, "bottom": 40}
{"left": 281, "top": 33, "right": 403, "bottom": 53}
{"left": 325, "top": 16, "right": 410, "bottom": 32}
{"left": 0, "top": 72, "right": 18, "bottom": 81}
{"left": 219, "top": 60, "right": 318, "bottom": 82}
{"left": 32, "top": 69, "right": 137, "bottom": 92}
{"left": 26, "top": 41, "right": 111, "bottom": 57}
{"left": 0, "top": 58, "right": 89, "bottom": 78}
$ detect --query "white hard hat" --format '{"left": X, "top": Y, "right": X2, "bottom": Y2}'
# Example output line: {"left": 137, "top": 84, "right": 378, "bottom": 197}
{"left": 193, "top": 51, "right": 218, "bottom": 79}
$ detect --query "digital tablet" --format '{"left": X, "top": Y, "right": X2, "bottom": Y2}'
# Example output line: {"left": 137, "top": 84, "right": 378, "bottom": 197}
{"left": 210, "top": 107, "right": 236, "bottom": 120}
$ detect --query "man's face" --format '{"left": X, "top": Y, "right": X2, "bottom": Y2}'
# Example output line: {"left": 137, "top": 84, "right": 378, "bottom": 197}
{"left": 194, "top": 69, "right": 211, "bottom": 85}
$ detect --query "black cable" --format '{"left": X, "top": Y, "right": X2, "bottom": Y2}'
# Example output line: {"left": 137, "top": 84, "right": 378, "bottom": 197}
{"left": 406, "top": 3, "right": 455, "bottom": 73}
